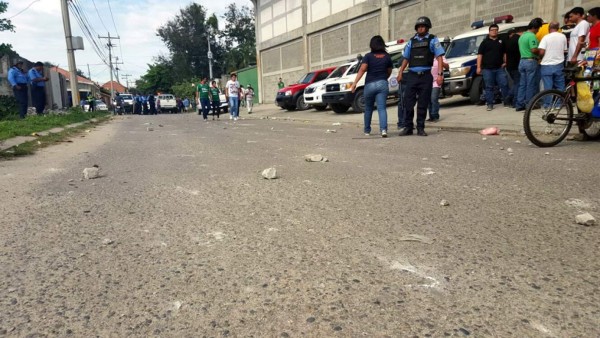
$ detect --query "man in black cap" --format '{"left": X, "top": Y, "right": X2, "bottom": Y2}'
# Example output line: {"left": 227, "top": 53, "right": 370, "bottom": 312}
{"left": 7, "top": 60, "right": 29, "bottom": 119}
{"left": 28, "top": 62, "right": 49, "bottom": 115}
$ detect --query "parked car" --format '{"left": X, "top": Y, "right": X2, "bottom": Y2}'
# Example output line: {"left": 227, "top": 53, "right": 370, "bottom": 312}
{"left": 157, "top": 94, "right": 178, "bottom": 113}
{"left": 321, "top": 40, "right": 405, "bottom": 113}
{"left": 275, "top": 67, "right": 336, "bottom": 111}
{"left": 304, "top": 60, "right": 359, "bottom": 111}
{"left": 120, "top": 94, "right": 134, "bottom": 113}
{"left": 219, "top": 92, "right": 229, "bottom": 113}
{"left": 84, "top": 100, "right": 108, "bottom": 112}
{"left": 443, "top": 15, "right": 528, "bottom": 104}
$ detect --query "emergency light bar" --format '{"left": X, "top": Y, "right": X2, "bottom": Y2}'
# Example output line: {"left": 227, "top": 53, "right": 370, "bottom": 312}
{"left": 471, "top": 14, "right": 514, "bottom": 29}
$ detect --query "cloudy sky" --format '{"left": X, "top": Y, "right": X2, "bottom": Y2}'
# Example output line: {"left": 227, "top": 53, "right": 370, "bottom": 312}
{"left": 2, "top": 0, "right": 253, "bottom": 85}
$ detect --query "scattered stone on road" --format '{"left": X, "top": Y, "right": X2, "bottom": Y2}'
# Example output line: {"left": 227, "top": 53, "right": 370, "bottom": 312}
{"left": 544, "top": 152, "right": 550, "bottom": 155}
{"left": 147, "top": 127, "right": 154, "bottom": 131}
{"left": 575, "top": 213, "right": 597, "bottom": 226}
{"left": 332, "top": 122, "right": 341, "bottom": 126}
{"left": 261, "top": 167, "right": 278, "bottom": 179}
{"left": 399, "top": 234, "right": 433, "bottom": 244}
{"left": 441, "top": 155, "right": 449, "bottom": 159}
{"left": 326, "top": 129, "right": 337, "bottom": 133}
{"left": 102, "top": 238, "right": 114, "bottom": 245}
{"left": 304, "top": 154, "right": 328, "bottom": 162}
{"left": 440, "top": 199, "right": 450, "bottom": 206}
{"left": 82, "top": 167, "right": 99, "bottom": 179}
{"left": 507, "top": 148, "right": 513, "bottom": 153}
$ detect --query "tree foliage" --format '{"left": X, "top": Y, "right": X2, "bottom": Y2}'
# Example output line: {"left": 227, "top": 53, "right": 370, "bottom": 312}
{"left": 220, "top": 4, "right": 256, "bottom": 72}
{"left": 0, "top": 1, "right": 14, "bottom": 32}
{"left": 136, "top": 3, "right": 256, "bottom": 95}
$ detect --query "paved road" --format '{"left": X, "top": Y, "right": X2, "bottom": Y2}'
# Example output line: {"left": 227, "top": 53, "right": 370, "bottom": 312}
{"left": 1, "top": 114, "right": 599, "bottom": 337}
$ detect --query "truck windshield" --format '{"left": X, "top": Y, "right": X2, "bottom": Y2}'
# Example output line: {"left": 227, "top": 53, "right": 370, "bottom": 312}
{"left": 297, "top": 72, "right": 316, "bottom": 84}
{"left": 445, "top": 35, "right": 486, "bottom": 58}
{"left": 329, "top": 65, "right": 350, "bottom": 78}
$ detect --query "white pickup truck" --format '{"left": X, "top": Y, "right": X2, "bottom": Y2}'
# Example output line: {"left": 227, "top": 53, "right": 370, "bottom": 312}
{"left": 157, "top": 94, "right": 178, "bottom": 113}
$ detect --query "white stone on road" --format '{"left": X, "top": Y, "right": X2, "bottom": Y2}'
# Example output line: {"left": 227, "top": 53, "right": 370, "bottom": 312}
{"left": 575, "top": 213, "right": 597, "bottom": 226}
{"left": 82, "top": 167, "right": 99, "bottom": 179}
{"left": 261, "top": 167, "right": 278, "bottom": 179}
{"left": 440, "top": 199, "right": 450, "bottom": 206}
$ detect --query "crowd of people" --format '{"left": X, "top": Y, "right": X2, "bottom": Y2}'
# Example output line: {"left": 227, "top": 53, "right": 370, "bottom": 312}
{"left": 7, "top": 61, "right": 49, "bottom": 118}
{"left": 353, "top": 6, "right": 599, "bottom": 138}
{"left": 196, "top": 74, "right": 255, "bottom": 121}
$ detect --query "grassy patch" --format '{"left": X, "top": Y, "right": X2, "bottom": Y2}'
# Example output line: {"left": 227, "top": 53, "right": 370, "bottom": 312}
{"left": 0, "top": 109, "right": 110, "bottom": 141}
{"left": 0, "top": 115, "right": 111, "bottom": 159}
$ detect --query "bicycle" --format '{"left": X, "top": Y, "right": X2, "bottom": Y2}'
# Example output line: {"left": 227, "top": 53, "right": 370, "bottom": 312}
{"left": 523, "top": 66, "right": 600, "bottom": 147}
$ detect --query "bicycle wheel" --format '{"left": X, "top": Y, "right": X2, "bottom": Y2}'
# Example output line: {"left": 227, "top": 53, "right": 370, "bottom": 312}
{"left": 523, "top": 89, "right": 573, "bottom": 147}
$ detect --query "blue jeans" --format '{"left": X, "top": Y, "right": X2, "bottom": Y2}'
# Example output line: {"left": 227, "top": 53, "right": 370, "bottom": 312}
{"left": 482, "top": 68, "right": 510, "bottom": 106}
{"left": 507, "top": 69, "right": 520, "bottom": 106}
{"left": 397, "top": 81, "right": 406, "bottom": 128}
{"left": 515, "top": 59, "right": 540, "bottom": 109}
{"left": 429, "top": 87, "right": 441, "bottom": 119}
{"left": 540, "top": 63, "right": 565, "bottom": 107}
{"left": 200, "top": 98, "right": 211, "bottom": 119}
{"left": 13, "top": 85, "right": 29, "bottom": 119}
{"left": 363, "top": 79, "right": 388, "bottom": 133}
{"left": 229, "top": 96, "right": 239, "bottom": 117}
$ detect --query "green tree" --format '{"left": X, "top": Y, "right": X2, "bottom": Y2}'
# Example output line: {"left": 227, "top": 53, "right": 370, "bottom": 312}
{"left": 221, "top": 4, "right": 256, "bottom": 72}
{"left": 135, "top": 59, "right": 174, "bottom": 94}
{"left": 156, "top": 3, "right": 225, "bottom": 81}
{"left": 172, "top": 79, "right": 199, "bottom": 100}
{"left": 0, "top": 1, "right": 14, "bottom": 32}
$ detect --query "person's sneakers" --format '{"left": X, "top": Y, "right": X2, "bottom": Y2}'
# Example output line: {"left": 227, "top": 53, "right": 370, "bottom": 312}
{"left": 381, "top": 130, "right": 387, "bottom": 138}
{"left": 204, "top": 118, "right": 208, "bottom": 122}
{"left": 486, "top": 105, "right": 493, "bottom": 111}
{"left": 398, "top": 127, "right": 413, "bottom": 136}
{"left": 417, "top": 129, "right": 428, "bottom": 136}
{"left": 426, "top": 118, "right": 439, "bottom": 123}
{"left": 229, "top": 115, "right": 233, "bottom": 120}
{"left": 364, "top": 132, "right": 370, "bottom": 136}
{"left": 233, "top": 117, "right": 238, "bottom": 121}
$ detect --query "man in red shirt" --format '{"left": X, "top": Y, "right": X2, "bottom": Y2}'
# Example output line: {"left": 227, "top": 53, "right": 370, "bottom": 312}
{"left": 588, "top": 7, "right": 600, "bottom": 49}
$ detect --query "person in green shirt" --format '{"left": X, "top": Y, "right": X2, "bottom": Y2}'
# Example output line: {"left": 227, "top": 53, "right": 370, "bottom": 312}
{"left": 277, "top": 77, "right": 284, "bottom": 89}
{"left": 196, "top": 78, "right": 211, "bottom": 120}
{"left": 209, "top": 81, "right": 221, "bottom": 120}
{"left": 515, "top": 18, "right": 542, "bottom": 111}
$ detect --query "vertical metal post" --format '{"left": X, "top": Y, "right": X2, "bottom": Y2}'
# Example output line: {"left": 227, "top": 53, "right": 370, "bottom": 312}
{"left": 60, "top": 0, "right": 80, "bottom": 107}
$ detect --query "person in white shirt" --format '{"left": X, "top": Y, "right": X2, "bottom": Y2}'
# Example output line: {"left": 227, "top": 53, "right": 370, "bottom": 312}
{"left": 245, "top": 84, "right": 255, "bottom": 114}
{"left": 539, "top": 21, "right": 568, "bottom": 104}
{"left": 225, "top": 73, "right": 240, "bottom": 120}
{"left": 567, "top": 7, "right": 590, "bottom": 63}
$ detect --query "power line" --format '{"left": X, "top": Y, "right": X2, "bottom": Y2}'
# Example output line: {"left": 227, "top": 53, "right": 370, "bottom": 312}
{"left": 106, "top": 0, "right": 125, "bottom": 68}
{"left": 8, "top": 0, "right": 40, "bottom": 19}
{"left": 91, "top": 0, "right": 110, "bottom": 33}
{"left": 68, "top": 0, "right": 109, "bottom": 65}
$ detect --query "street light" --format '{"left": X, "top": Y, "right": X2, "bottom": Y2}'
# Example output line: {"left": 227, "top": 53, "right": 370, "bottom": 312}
{"left": 207, "top": 28, "right": 213, "bottom": 80}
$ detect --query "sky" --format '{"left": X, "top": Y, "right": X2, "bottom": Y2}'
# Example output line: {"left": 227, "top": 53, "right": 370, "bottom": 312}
{"left": 2, "top": 0, "right": 253, "bottom": 85}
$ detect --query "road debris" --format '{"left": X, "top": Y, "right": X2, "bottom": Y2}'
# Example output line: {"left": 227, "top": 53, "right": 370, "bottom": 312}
{"left": 304, "top": 154, "right": 329, "bottom": 162}
{"left": 440, "top": 199, "right": 450, "bottom": 206}
{"left": 147, "top": 127, "right": 154, "bottom": 131}
{"left": 480, "top": 127, "right": 499, "bottom": 135}
{"left": 326, "top": 129, "right": 337, "bottom": 133}
{"left": 332, "top": 122, "right": 341, "bottom": 126}
{"left": 82, "top": 167, "right": 99, "bottom": 179}
{"left": 441, "top": 155, "right": 449, "bottom": 159}
{"left": 399, "top": 234, "right": 433, "bottom": 244}
{"left": 576, "top": 213, "right": 597, "bottom": 226}
{"left": 102, "top": 238, "right": 114, "bottom": 245}
{"left": 261, "top": 167, "right": 278, "bottom": 179}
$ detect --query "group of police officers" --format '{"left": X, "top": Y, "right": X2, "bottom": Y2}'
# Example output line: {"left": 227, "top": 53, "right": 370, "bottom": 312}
{"left": 7, "top": 60, "right": 49, "bottom": 119}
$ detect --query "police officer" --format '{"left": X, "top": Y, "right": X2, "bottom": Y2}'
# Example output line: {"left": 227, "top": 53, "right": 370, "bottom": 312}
{"left": 7, "top": 60, "right": 30, "bottom": 119}
{"left": 397, "top": 17, "right": 445, "bottom": 136}
{"left": 28, "top": 62, "right": 49, "bottom": 115}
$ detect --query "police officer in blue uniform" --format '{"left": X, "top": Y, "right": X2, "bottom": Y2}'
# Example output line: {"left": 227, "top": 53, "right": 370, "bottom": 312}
{"left": 28, "top": 62, "right": 49, "bottom": 115}
{"left": 397, "top": 17, "right": 445, "bottom": 136}
{"left": 7, "top": 60, "right": 30, "bottom": 119}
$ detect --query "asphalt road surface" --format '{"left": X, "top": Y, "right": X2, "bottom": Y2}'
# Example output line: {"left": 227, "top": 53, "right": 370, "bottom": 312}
{"left": 1, "top": 114, "right": 599, "bottom": 337}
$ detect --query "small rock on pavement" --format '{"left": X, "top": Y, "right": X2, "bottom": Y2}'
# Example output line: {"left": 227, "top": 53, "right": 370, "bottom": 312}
{"left": 515, "top": 140, "right": 521, "bottom": 144}
{"left": 102, "top": 238, "right": 114, "bottom": 245}
{"left": 332, "top": 122, "right": 341, "bottom": 126}
{"left": 326, "top": 129, "right": 337, "bottom": 133}
{"left": 82, "top": 167, "right": 99, "bottom": 179}
{"left": 576, "top": 213, "right": 597, "bottom": 226}
{"left": 440, "top": 199, "right": 450, "bottom": 206}
{"left": 262, "top": 167, "right": 278, "bottom": 179}
{"left": 507, "top": 148, "right": 513, "bottom": 153}
{"left": 305, "top": 154, "right": 328, "bottom": 162}
{"left": 544, "top": 152, "right": 550, "bottom": 155}
{"left": 147, "top": 127, "right": 154, "bottom": 131}
{"left": 441, "top": 155, "right": 449, "bottom": 159}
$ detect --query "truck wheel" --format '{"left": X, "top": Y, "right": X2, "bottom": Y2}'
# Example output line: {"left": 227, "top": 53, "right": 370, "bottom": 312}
{"left": 352, "top": 89, "right": 365, "bottom": 113}
{"left": 469, "top": 76, "right": 484, "bottom": 105}
{"left": 330, "top": 103, "right": 350, "bottom": 114}
{"left": 314, "top": 104, "right": 327, "bottom": 111}
{"left": 296, "top": 94, "right": 309, "bottom": 111}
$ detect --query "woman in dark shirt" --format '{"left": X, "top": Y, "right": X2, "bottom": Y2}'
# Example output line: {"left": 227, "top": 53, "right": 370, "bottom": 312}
{"left": 351, "top": 35, "right": 393, "bottom": 137}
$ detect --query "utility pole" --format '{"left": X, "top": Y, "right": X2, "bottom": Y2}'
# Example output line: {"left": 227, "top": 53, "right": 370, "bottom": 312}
{"left": 98, "top": 33, "right": 120, "bottom": 105}
{"left": 114, "top": 56, "right": 121, "bottom": 80}
{"left": 121, "top": 74, "right": 131, "bottom": 92}
{"left": 60, "top": 0, "right": 80, "bottom": 107}
{"left": 207, "top": 29, "right": 213, "bottom": 80}
{"left": 87, "top": 63, "right": 91, "bottom": 80}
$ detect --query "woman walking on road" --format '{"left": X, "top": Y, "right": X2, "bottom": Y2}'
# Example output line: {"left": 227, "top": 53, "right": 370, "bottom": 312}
{"left": 351, "top": 35, "right": 392, "bottom": 137}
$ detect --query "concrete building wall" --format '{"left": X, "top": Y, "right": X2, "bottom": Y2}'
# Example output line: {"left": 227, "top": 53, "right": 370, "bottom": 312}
{"left": 254, "top": 0, "right": 596, "bottom": 103}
